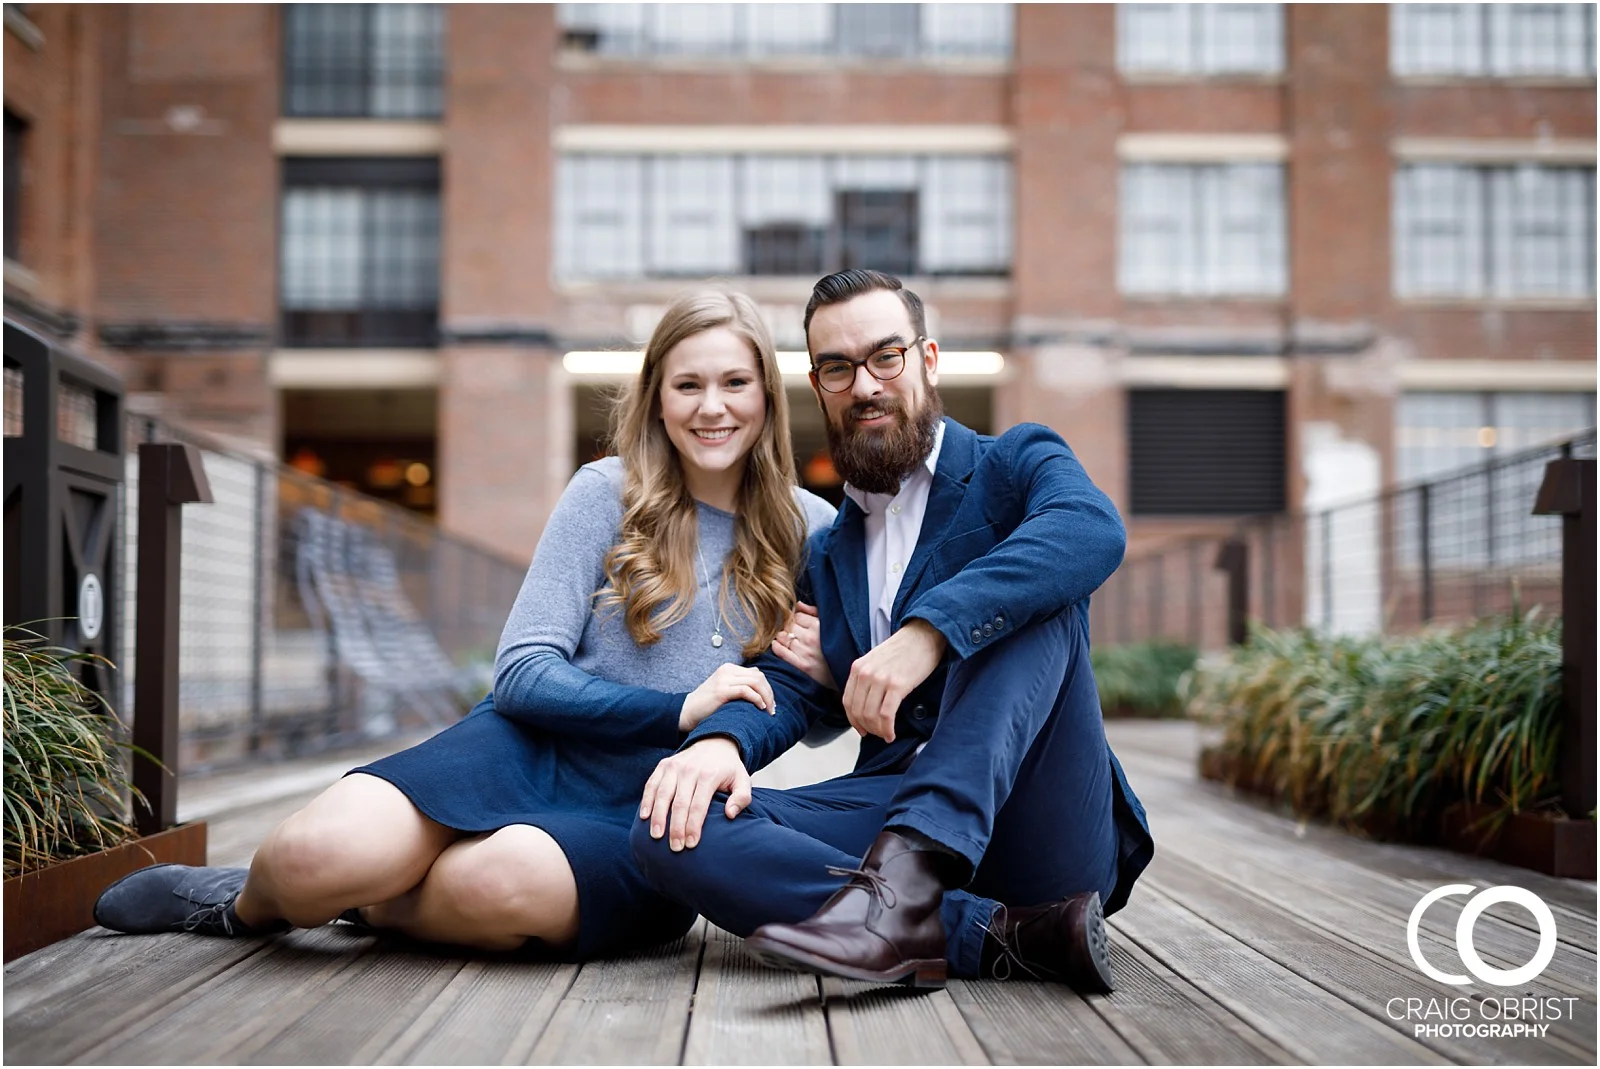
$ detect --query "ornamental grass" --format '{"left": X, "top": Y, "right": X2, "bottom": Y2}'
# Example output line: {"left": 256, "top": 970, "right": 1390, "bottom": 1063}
{"left": 1092, "top": 639, "right": 1199, "bottom": 718}
{"left": 1188, "top": 610, "right": 1567, "bottom": 836}
{"left": 3, "top": 630, "right": 145, "bottom": 878}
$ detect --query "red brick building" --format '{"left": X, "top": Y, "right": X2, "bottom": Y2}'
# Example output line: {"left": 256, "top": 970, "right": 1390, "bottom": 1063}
{"left": 5, "top": 3, "right": 1595, "bottom": 564}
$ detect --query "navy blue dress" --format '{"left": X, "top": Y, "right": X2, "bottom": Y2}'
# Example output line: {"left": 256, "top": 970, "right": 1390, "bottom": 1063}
{"left": 352, "top": 459, "right": 835, "bottom": 958}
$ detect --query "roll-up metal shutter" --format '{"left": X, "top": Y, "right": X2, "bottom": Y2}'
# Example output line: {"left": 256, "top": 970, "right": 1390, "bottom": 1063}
{"left": 1128, "top": 388, "right": 1287, "bottom": 515}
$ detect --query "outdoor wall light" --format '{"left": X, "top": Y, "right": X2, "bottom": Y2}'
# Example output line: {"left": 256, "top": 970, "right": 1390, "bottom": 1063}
{"left": 561, "top": 350, "right": 1006, "bottom": 379}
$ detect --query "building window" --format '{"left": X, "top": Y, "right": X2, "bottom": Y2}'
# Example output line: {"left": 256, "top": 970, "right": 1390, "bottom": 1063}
{"left": 1117, "top": 3, "right": 1284, "bottom": 76}
{"left": 3, "top": 109, "right": 24, "bottom": 262}
{"left": 557, "top": 3, "right": 1011, "bottom": 60}
{"left": 279, "top": 158, "right": 440, "bottom": 348}
{"left": 1119, "top": 163, "right": 1287, "bottom": 297}
{"left": 283, "top": 4, "right": 445, "bottom": 118}
{"left": 1391, "top": 4, "right": 1596, "bottom": 78}
{"left": 1393, "top": 164, "right": 1596, "bottom": 299}
{"left": 1397, "top": 391, "right": 1597, "bottom": 482}
{"left": 555, "top": 154, "right": 1011, "bottom": 280}
{"left": 1128, "top": 389, "right": 1287, "bottom": 515}
{"left": 1395, "top": 391, "right": 1596, "bottom": 569}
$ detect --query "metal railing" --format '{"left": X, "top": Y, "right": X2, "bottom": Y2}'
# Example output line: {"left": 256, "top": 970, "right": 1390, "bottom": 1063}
{"left": 118, "top": 415, "right": 527, "bottom": 772}
{"left": 1091, "top": 429, "right": 1598, "bottom": 652}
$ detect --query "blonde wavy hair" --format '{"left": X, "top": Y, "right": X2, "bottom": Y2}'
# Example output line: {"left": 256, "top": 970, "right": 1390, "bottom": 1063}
{"left": 598, "top": 291, "right": 807, "bottom": 658}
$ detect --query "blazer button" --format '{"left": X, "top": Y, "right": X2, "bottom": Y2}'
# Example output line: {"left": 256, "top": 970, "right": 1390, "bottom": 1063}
{"left": 912, "top": 704, "right": 929, "bottom": 720}
{"left": 982, "top": 623, "right": 994, "bottom": 637}
{"left": 993, "top": 615, "right": 1005, "bottom": 630}
{"left": 970, "top": 627, "right": 983, "bottom": 643}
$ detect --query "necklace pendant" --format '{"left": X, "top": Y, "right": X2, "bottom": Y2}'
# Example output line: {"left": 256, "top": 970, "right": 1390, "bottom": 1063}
{"left": 711, "top": 633, "right": 723, "bottom": 649}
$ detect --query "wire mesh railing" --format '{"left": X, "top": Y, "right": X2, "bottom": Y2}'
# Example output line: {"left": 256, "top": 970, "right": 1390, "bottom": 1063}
{"left": 1091, "top": 429, "right": 1597, "bottom": 652}
{"left": 118, "top": 415, "right": 527, "bottom": 772}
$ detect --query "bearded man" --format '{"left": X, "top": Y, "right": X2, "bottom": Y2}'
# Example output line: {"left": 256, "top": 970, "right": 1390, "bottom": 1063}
{"left": 629, "top": 269, "right": 1152, "bottom": 990}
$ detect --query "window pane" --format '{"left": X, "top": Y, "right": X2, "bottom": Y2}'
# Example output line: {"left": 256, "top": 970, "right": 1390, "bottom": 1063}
{"left": 284, "top": 3, "right": 444, "bottom": 118}
{"left": 1391, "top": 4, "right": 1485, "bottom": 75}
{"left": 648, "top": 156, "right": 738, "bottom": 274}
{"left": 370, "top": 3, "right": 445, "bottom": 118}
{"left": 281, "top": 188, "right": 365, "bottom": 308}
{"left": 1119, "top": 163, "right": 1284, "bottom": 295}
{"left": 1203, "top": 4, "right": 1283, "bottom": 74}
{"left": 649, "top": 3, "right": 740, "bottom": 55}
{"left": 922, "top": 157, "right": 1010, "bottom": 274}
{"left": 1393, "top": 165, "right": 1486, "bottom": 297}
{"left": 284, "top": 4, "right": 367, "bottom": 117}
{"left": 1118, "top": 4, "right": 1193, "bottom": 73}
{"left": 921, "top": 4, "right": 1012, "bottom": 58}
{"left": 557, "top": 156, "right": 644, "bottom": 278}
{"left": 365, "top": 189, "right": 440, "bottom": 307}
{"left": 740, "top": 156, "right": 831, "bottom": 225}
{"left": 837, "top": 3, "right": 920, "bottom": 58}
{"left": 747, "top": 3, "right": 833, "bottom": 55}
{"left": 558, "top": 3, "right": 648, "bottom": 54}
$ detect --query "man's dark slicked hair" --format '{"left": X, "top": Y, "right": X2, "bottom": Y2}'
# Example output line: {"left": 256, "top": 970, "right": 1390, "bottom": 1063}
{"left": 803, "top": 269, "right": 927, "bottom": 347}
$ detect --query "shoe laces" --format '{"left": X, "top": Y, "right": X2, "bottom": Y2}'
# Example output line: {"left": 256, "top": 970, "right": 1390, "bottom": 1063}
{"left": 984, "top": 904, "right": 1046, "bottom": 982}
{"left": 180, "top": 897, "right": 237, "bottom": 935}
{"left": 825, "top": 865, "right": 898, "bottom": 910}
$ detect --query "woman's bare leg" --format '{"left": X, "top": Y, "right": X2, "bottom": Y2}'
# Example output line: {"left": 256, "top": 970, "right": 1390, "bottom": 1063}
{"left": 234, "top": 773, "right": 460, "bottom": 929}
{"left": 360, "top": 824, "right": 580, "bottom": 952}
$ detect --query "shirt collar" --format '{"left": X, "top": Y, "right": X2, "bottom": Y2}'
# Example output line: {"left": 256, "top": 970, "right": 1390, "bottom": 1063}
{"left": 842, "top": 419, "right": 945, "bottom": 512}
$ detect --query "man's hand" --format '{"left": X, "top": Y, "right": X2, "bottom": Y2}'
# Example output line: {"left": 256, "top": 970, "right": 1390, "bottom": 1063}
{"left": 639, "top": 737, "right": 751, "bottom": 851}
{"left": 841, "top": 619, "right": 948, "bottom": 743}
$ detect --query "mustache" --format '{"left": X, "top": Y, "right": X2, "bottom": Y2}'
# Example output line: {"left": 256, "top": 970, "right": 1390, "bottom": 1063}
{"left": 844, "top": 396, "right": 907, "bottom": 428}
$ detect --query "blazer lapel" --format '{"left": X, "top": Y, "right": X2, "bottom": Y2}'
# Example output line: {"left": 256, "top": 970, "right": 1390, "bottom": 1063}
{"left": 892, "top": 419, "right": 977, "bottom": 624}
{"left": 823, "top": 495, "right": 872, "bottom": 657}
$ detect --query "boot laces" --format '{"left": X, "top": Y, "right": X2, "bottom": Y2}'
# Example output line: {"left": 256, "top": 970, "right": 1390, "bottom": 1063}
{"left": 181, "top": 896, "right": 238, "bottom": 935}
{"left": 825, "top": 865, "right": 898, "bottom": 910}
{"left": 984, "top": 904, "right": 1048, "bottom": 982}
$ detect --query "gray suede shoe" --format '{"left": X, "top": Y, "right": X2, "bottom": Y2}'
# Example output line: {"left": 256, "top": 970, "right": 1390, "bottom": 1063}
{"left": 93, "top": 864, "right": 284, "bottom": 937}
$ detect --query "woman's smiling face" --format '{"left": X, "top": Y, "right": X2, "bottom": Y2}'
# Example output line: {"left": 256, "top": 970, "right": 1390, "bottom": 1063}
{"left": 657, "top": 326, "right": 768, "bottom": 503}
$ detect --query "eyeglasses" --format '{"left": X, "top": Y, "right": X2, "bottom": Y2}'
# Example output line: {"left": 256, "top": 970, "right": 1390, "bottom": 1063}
{"left": 810, "top": 337, "right": 925, "bottom": 394}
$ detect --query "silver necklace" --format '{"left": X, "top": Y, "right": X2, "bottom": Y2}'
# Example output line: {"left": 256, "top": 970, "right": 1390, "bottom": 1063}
{"left": 694, "top": 543, "right": 727, "bottom": 649}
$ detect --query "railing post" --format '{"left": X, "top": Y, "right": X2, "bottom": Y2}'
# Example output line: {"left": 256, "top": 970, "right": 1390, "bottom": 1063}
{"left": 247, "top": 460, "right": 267, "bottom": 755}
{"left": 1214, "top": 538, "right": 1250, "bottom": 647}
{"left": 132, "top": 442, "right": 213, "bottom": 837}
{"left": 1532, "top": 458, "right": 1596, "bottom": 819}
{"left": 1321, "top": 510, "right": 1334, "bottom": 631}
{"left": 1418, "top": 483, "right": 1434, "bottom": 624}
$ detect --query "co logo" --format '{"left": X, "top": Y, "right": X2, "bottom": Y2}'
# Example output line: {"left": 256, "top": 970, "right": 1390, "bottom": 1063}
{"left": 1407, "top": 884, "right": 1557, "bottom": 987}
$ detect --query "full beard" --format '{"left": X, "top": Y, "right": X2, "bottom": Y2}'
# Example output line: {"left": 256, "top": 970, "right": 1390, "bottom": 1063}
{"left": 825, "top": 389, "right": 944, "bottom": 496}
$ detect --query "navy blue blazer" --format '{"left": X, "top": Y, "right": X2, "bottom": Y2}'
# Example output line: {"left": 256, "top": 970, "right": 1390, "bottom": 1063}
{"left": 685, "top": 417, "right": 1154, "bottom": 914}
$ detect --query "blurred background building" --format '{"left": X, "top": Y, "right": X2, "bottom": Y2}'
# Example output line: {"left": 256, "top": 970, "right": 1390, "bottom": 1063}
{"left": 5, "top": 2, "right": 1596, "bottom": 565}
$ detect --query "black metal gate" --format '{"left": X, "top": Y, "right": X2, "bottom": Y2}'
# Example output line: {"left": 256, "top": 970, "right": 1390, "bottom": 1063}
{"left": 3, "top": 319, "right": 126, "bottom": 710}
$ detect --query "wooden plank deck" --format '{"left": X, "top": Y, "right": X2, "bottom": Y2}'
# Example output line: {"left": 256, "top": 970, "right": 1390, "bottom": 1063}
{"left": 6, "top": 721, "right": 1595, "bottom": 1065}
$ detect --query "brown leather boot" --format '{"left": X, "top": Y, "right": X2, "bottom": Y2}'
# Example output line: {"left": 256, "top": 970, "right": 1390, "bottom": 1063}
{"left": 744, "top": 830, "right": 951, "bottom": 989}
{"left": 980, "top": 891, "right": 1115, "bottom": 992}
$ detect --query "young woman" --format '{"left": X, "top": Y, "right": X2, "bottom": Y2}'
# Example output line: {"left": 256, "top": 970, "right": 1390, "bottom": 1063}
{"left": 94, "top": 291, "right": 836, "bottom": 960}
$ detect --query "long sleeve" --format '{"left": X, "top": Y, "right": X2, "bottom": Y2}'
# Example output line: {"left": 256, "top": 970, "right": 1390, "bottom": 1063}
{"left": 681, "top": 557, "right": 843, "bottom": 771}
{"left": 904, "top": 424, "right": 1126, "bottom": 660}
{"left": 492, "top": 464, "right": 688, "bottom": 748}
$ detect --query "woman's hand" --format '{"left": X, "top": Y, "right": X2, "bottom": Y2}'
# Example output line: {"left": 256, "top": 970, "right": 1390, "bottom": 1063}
{"left": 772, "top": 601, "right": 836, "bottom": 690}
{"left": 679, "top": 663, "right": 775, "bottom": 733}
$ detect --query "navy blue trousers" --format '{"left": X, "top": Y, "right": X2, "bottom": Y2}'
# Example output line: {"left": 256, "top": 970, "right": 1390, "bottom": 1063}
{"left": 631, "top": 606, "right": 1120, "bottom": 980}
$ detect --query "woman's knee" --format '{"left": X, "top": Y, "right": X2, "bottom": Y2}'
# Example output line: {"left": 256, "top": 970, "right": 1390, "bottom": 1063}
{"left": 432, "top": 827, "right": 577, "bottom": 931}
{"left": 254, "top": 775, "right": 449, "bottom": 904}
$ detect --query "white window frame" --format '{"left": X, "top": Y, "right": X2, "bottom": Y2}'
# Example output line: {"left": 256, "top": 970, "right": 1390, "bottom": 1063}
{"left": 1393, "top": 163, "right": 1597, "bottom": 300}
{"left": 1116, "top": 3, "right": 1285, "bottom": 77}
{"left": 1119, "top": 162, "right": 1287, "bottom": 297}
{"left": 1390, "top": 3, "right": 1596, "bottom": 79}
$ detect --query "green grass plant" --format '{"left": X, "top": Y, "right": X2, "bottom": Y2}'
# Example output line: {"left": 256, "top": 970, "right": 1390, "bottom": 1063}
{"left": 1093, "top": 640, "right": 1200, "bottom": 718}
{"left": 3, "top": 630, "right": 145, "bottom": 878}
{"left": 1188, "top": 610, "right": 1565, "bottom": 835}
